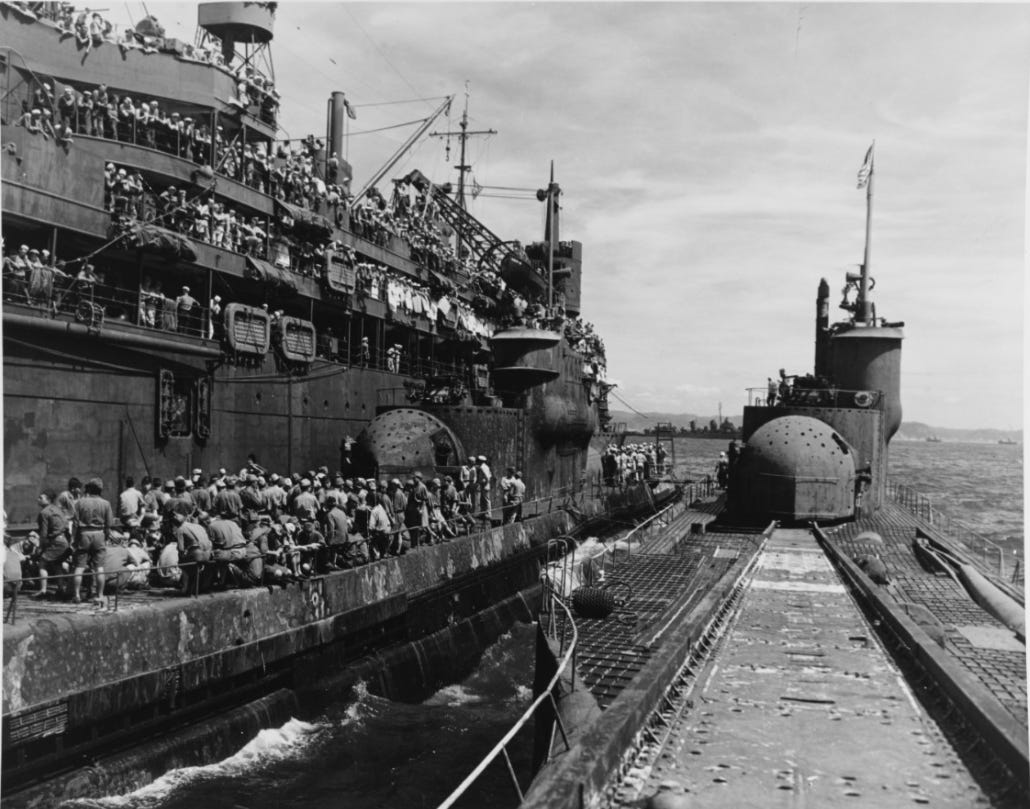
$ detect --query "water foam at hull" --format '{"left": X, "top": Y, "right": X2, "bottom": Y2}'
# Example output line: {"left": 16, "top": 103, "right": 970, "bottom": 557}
{"left": 60, "top": 718, "right": 324, "bottom": 809}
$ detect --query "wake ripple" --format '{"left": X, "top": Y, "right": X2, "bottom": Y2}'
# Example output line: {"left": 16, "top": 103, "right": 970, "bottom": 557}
{"left": 60, "top": 718, "right": 324, "bottom": 809}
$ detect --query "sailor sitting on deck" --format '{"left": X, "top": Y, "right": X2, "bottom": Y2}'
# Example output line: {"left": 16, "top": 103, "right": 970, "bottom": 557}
{"left": 208, "top": 511, "right": 262, "bottom": 589}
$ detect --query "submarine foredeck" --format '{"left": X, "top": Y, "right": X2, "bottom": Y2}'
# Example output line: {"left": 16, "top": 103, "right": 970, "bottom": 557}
{"left": 615, "top": 528, "right": 987, "bottom": 807}
{"left": 519, "top": 500, "right": 1027, "bottom": 809}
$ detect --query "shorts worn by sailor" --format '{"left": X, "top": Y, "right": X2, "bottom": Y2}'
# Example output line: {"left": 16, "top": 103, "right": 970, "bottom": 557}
{"left": 75, "top": 529, "right": 107, "bottom": 569}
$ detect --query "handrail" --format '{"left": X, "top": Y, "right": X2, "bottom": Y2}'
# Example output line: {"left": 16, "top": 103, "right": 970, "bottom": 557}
{"left": 744, "top": 385, "right": 884, "bottom": 409}
{"left": 886, "top": 479, "right": 1020, "bottom": 583}
{"left": 436, "top": 576, "right": 579, "bottom": 809}
{"left": 437, "top": 483, "right": 715, "bottom": 807}
{"left": 4, "top": 273, "right": 214, "bottom": 337}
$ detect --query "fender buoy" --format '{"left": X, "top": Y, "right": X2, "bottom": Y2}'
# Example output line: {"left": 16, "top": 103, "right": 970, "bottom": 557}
{"left": 572, "top": 581, "right": 632, "bottom": 619}
{"left": 853, "top": 390, "right": 875, "bottom": 408}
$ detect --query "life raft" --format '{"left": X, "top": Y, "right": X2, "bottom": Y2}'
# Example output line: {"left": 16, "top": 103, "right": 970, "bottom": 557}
{"left": 853, "top": 390, "right": 876, "bottom": 408}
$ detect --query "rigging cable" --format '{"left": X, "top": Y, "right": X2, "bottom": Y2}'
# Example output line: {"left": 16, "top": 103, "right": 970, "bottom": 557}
{"left": 346, "top": 118, "right": 435, "bottom": 137}
{"left": 343, "top": 7, "right": 431, "bottom": 112}
{"left": 608, "top": 390, "right": 659, "bottom": 424}
{"left": 354, "top": 96, "right": 451, "bottom": 109}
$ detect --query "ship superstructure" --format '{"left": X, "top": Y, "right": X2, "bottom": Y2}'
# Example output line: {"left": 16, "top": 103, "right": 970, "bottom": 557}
{"left": 1, "top": 1, "right": 607, "bottom": 525}
{"left": 0, "top": 4, "right": 638, "bottom": 803}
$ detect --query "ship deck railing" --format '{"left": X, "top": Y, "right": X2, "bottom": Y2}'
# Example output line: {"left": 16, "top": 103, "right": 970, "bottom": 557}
{"left": 886, "top": 479, "right": 1023, "bottom": 585}
{"left": 744, "top": 384, "right": 883, "bottom": 408}
{"left": 2, "top": 273, "right": 215, "bottom": 338}
{"left": 437, "top": 564, "right": 580, "bottom": 809}
{"left": 3, "top": 274, "right": 478, "bottom": 381}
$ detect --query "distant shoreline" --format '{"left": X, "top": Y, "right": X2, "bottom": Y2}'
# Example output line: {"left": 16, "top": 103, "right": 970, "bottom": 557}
{"left": 621, "top": 432, "right": 741, "bottom": 441}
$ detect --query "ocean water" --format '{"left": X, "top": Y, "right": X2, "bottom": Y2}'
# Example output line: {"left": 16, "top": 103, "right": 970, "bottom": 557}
{"left": 64, "top": 623, "right": 538, "bottom": 809}
{"left": 666, "top": 435, "right": 1024, "bottom": 553}
{"left": 888, "top": 439, "right": 1024, "bottom": 552}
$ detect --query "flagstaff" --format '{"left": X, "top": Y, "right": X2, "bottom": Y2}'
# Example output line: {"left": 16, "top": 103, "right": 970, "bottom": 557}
{"left": 857, "top": 140, "right": 875, "bottom": 323}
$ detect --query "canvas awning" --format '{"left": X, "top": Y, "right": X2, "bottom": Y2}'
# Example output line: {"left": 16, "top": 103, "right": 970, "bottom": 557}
{"left": 275, "top": 200, "right": 333, "bottom": 238}
{"left": 124, "top": 223, "right": 198, "bottom": 262}
{"left": 245, "top": 256, "right": 298, "bottom": 296}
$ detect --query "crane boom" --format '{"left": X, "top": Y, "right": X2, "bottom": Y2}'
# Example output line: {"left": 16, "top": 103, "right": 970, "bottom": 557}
{"left": 402, "top": 170, "right": 532, "bottom": 277}
{"left": 351, "top": 95, "right": 453, "bottom": 205}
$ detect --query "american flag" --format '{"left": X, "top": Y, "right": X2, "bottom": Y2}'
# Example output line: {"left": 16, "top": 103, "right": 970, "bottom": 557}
{"left": 857, "top": 143, "right": 874, "bottom": 189}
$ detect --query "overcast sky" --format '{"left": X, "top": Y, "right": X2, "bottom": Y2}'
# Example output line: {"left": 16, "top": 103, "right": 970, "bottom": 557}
{"left": 146, "top": 2, "right": 1027, "bottom": 430}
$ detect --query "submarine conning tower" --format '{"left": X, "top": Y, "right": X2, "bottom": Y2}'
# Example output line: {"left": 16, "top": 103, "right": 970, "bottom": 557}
{"left": 734, "top": 269, "right": 903, "bottom": 522}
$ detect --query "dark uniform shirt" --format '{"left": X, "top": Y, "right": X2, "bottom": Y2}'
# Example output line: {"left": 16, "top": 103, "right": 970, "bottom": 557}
{"left": 163, "top": 493, "right": 195, "bottom": 520}
{"left": 191, "top": 486, "right": 212, "bottom": 513}
{"left": 38, "top": 503, "right": 68, "bottom": 543}
{"left": 74, "top": 494, "right": 114, "bottom": 533}
{"left": 292, "top": 490, "right": 319, "bottom": 521}
{"left": 212, "top": 488, "right": 244, "bottom": 519}
{"left": 207, "top": 518, "right": 246, "bottom": 549}
{"left": 176, "top": 522, "right": 212, "bottom": 553}
{"left": 240, "top": 485, "right": 266, "bottom": 516}
{"left": 322, "top": 506, "right": 350, "bottom": 546}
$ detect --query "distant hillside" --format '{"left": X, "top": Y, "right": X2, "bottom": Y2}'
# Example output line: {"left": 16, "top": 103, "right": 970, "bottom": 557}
{"left": 893, "top": 422, "right": 1023, "bottom": 444}
{"left": 609, "top": 410, "right": 1021, "bottom": 443}
{"left": 609, "top": 410, "right": 741, "bottom": 435}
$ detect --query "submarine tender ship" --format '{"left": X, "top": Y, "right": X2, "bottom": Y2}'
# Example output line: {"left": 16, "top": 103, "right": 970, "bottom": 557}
{"left": 0, "top": 2, "right": 666, "bottom": 804}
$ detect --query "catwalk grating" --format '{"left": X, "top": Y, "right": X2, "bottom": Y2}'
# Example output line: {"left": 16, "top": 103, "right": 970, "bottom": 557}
{"left": 560, "top": 529, "right": 759, "bottom": 709}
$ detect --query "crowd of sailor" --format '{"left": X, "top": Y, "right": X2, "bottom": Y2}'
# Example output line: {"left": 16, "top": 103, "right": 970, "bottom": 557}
{"left": 1, "top": 235, "right": 606, "bottom": 385}
{"left": 11, "top": 80, "right": 519, "bottom": 302}
{"left": 7, "top": 80, "right": 608, "bottom": 368}
{"left": 3, "top": 455, "right": 532, "bottom": 604}
{"left": 600, "top": 443, "right": 667, "bottom": 486}
{"left": 93, "top": 161, "right": 581, "bottom": 346}
{"left": 6, "top": 3, "right": 279, "bottom": 118}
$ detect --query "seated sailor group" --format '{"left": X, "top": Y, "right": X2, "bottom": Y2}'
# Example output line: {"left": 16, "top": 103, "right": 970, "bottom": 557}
{"left": 4, "top": 455, "right": 529, "bottom": 605}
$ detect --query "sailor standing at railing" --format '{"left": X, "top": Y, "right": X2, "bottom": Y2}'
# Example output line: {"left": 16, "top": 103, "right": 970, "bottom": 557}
{"left": 368, "top": 494, "right": 393, "bottom": 560}
{"left": 475, "top": 456, "right": 493, "bottom": 524}
{"left": 71, "top": 478, "right": 113, "bottom": 605}
{"left": 176, "top": 286, "right": 198, "bottom": 336}
{"left": 35, "top": 490, "right": 70, "bottom": 598}
{"left": 57, "top": 85, "right": 76, "bottom": 133}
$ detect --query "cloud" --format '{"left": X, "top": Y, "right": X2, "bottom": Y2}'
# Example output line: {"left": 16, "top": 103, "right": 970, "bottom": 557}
{"left": 115, "top": 2, "right": 1028, "bottom": 430}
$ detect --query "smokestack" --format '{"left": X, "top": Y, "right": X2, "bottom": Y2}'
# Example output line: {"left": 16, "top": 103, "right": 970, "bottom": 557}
{"left": 327, "top": 92, "right": 347, "bottom": 171}
{"left": 815, "top": 278, "right": 830, "bottom": 378}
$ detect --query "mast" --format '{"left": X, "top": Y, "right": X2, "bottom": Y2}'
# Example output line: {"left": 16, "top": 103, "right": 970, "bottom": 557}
{"left": 539, "top": 161, "right": 561, "bottom": 309}
{"left": 857, "top": 140, "right": 875, "bottom": 323}
{"left": 430, "top": 82, "right": 496, "bottom": 256}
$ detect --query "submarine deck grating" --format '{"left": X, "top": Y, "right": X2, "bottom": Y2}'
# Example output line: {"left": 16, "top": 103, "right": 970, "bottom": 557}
{"left": 825, "top": 502, "right": 1027, "bottom": 728}
{"left": 559, "top": 530, "right": 759, "bottom": 709}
